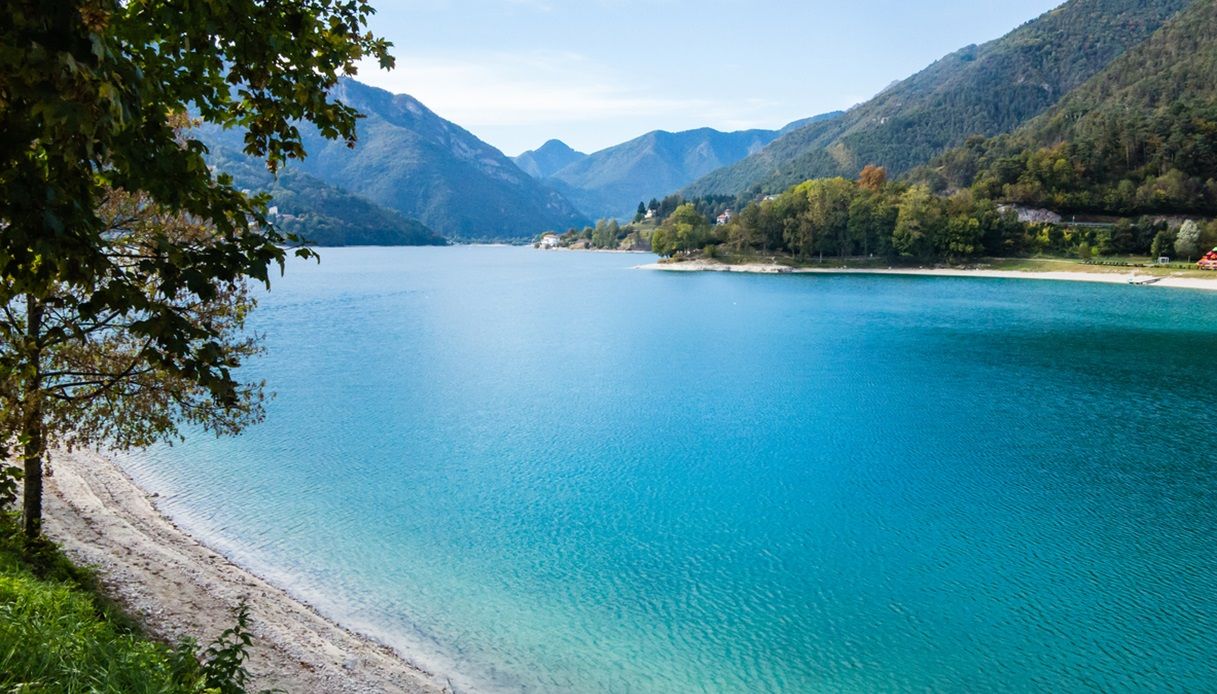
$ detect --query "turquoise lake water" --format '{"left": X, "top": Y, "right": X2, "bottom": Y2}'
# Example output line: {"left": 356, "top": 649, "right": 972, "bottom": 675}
{"left": 130, "top": 246, "right": 1217, "bottom": 692}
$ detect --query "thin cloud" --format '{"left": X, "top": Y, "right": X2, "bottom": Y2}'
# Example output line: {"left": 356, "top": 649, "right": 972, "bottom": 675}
{"left": 356, "top": 51, "right": 712, "bottom": 126}
{"left": 352, "top": 51, "right": 787, "bottom": 152}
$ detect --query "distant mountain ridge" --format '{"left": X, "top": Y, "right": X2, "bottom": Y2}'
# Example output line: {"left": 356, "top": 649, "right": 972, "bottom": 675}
{"left": 514, "top": 140, "right": 587, "bottom": 179}
{"left": 197, "top": 79, "right": 588, "bottom": 240}
{"left": 523, "top": 114, "right": 842, "bottom": 220}
{"left": 685, "top": 0, "right": 1193, "bottom": 197}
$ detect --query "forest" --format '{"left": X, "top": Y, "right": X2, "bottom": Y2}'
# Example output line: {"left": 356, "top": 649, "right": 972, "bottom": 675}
{"left": 644, "top": 164, "right": 1217, "bottom": 263}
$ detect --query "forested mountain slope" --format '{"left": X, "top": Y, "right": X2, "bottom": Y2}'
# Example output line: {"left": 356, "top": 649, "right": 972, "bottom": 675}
{"left": 926, "top": 0, "right": 1217, "bottom": 215}
{"left": 686, "top": 0, "right": 1192, "bottom": 197}
{"left": 209, "top": 145, "right": 446, "bottom": 247}
{"left": 199, "top": 79, "right": 588, "bottom": 240}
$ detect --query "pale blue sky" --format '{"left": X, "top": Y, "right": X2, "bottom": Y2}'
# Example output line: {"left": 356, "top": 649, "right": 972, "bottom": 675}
{"left": 355, "top": 0, "right": 1064, "bottom": 156}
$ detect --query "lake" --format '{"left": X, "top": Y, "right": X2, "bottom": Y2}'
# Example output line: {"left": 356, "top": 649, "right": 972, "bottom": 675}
{"left": 129, "top": 245, "right": 1217, "bottom": 692}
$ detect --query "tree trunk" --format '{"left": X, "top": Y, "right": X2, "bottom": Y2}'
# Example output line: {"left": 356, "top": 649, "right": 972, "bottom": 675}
{"left": 21, "top": 297, "right": 44, "bottom": 540}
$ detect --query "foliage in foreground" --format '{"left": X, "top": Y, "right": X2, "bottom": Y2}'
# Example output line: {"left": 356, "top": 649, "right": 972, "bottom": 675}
{"left": 0, "top": 516, "right": 260, "bottom": 693}
{"left": 1, "top": 0, "right": 395, "bottom": 539}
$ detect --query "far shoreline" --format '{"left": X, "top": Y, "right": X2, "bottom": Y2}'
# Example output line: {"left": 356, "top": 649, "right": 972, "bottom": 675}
{"left": 634, "top": 258, "right": 1217, "bottom": 292}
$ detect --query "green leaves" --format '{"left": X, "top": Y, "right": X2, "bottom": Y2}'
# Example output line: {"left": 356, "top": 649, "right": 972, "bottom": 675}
{"left": 199, "top": 600, "right": 258, "bottom": 694}
{"left": 1, "top": 0, "right": 394, "bottom": 528}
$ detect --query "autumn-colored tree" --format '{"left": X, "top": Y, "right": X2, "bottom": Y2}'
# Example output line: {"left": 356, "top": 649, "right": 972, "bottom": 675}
{"left": 858, "top": 165, "right": 889, "bottom": 192}
{"left": 0, "top": 188, "right": 265, "bottom": 508}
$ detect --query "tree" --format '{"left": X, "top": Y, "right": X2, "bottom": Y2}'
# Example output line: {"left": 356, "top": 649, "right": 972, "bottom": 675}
{"left": 655, "top": 204, "right": 710, "bottom": 256}
{"left": 939, "top": 217, "right": 984, "bottom": 261}
{"left": 848, "top": 190, "right": 896, "bottom": 258}
{"left": 728, "top": 205, "right": 761, "bottom": 253}
{"left": 804, "top": 178, "right": 854, "bottom": 259}
{"left": 592, "top": 219, "right": 610, "bottom": 248}
{"left": 773, "top": 189, "right": 812, "bottom": 259}
{"left": 635, "top": 202, "right": 647, "bottom": 223}
{"left": 1204, "top": 220, "right": 1217, "bottom": 252}
{"left": 1150, "top": 228, "right": 1177, "bottom": 259}
{"left": 1175, "top": 220, "right": 1202, "bottom": 261}
{"left": 651, "top": 227, "right": 673, "bottom": 257}
{"left": 858, "top": 165, "right": 888, "bottom": 192}
{"left": 1104, "top": 220, "right": 1137, "bottom": 255}
{"left": 1, "top": 0, "right": 392, "bottom": 538}
{"left": 590, "top": 218, "right": 622, "bottom": 249}
{"left": 0, "top": 188, "right": 264, "bottom": 501}
{"left": 893, "top": 185, "right": 943, "bottom": 258}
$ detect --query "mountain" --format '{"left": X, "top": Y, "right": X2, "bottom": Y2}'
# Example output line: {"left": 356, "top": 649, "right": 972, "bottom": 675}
{"left": 197, "top": 79, "right": 588, "bottom": 240}
{"left": 514, "top": 140, "right": 587, "bottom": 179}
{"left": 208, "top": 145, "right": 446, "bottom": 247}
{"left": 686, "top": 0, "right": 1193, "bottom": 197}
{"left": 777, "top": 111, "right": 845, "bottom": 135}
{"left": 927, "top": 0, "right": 1217, "bottom": 216}
{"left": 539, "top": 121, "right": 839, "bottom": 220}
{"left": 265, "top": 172, "right": 447, "bottom": 247}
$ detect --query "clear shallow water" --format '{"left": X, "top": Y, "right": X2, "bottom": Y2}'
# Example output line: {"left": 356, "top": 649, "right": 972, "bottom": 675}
{"left": 131, "top": 246, "right": 1217, "bottom": 692}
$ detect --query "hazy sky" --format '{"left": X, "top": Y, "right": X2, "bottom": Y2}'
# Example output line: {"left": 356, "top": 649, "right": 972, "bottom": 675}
{"left": 355, "top": 0, "right": 1064, "bottom": 156}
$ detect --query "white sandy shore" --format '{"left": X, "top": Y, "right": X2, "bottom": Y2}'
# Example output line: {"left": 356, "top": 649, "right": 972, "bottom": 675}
{"left": 43, "top": 449, "right": 449, "bottom": 694}
{"left": 635, "top": 259, "right": 1217, "bottom": 291}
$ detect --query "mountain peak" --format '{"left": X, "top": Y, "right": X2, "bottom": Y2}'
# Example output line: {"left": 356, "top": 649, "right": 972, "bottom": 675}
{"left": 514, "top": 140, "right": 588, "bottom": 179}
{"left": 538, "top": 139, "right": 579, "bottom": 153}
{"left": 542, "top": 126, "right": 798, "bottom": 220}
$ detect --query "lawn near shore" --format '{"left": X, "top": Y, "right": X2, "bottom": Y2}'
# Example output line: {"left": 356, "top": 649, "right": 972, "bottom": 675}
{"left": 638, "top": 254, "right": 1217, "bottom": 290}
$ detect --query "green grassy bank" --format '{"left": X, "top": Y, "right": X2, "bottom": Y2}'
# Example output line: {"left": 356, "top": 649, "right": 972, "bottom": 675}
{"left": 0, "top": 515, "right": 256, "bottom": 694}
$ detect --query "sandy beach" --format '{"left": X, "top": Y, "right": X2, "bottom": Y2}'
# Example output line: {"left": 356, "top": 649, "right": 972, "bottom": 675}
{"left": 635, "top": 259, "right": 1217, "bottom": 291}
{"left": 42, "top": 449, "right": 449, "bottom": 694}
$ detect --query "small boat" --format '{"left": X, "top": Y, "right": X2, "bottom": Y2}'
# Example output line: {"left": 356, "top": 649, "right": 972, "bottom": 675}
{"left": 1127, "top": 274, "right": 1163, "bottom": 286}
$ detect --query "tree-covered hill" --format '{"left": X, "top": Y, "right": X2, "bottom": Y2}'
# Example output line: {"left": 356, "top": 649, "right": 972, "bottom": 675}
{"left": 267, "top": 172, "right": 448, "bottom": 247}
{"left": 198, "top": 79, "right": 588, "bottom": 241}
{"left": 686, "top": 0, "right": 1192, "bottom": 198}
{"left": 925, "top": 0, "right": 1217, "bottom": 216}
{"left": 208, "top": 147, "right": 448, "bottom": 247}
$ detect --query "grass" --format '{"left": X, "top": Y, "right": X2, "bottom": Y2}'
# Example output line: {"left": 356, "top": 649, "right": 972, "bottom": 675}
{"left": 990, "top": 256, "right": 1217, "bottom": 277}
{"left": 0, "top": 513, "right": 254, "bottom": 693}
{"left": 680, "top": 250, "right": 1217, "bottom": 278}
